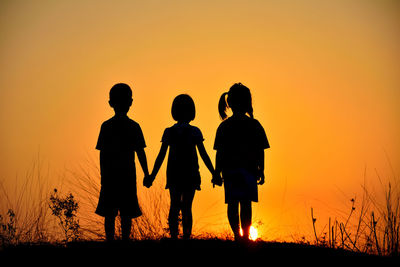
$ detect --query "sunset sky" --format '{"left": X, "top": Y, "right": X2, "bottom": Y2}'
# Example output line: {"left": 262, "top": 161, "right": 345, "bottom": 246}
{"left": 1, "top": 0, "right": 399, "bottom": 240}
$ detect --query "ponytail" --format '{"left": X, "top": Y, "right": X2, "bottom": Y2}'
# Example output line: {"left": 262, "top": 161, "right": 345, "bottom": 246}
{"left": 218, "top": 92, "right": 229, "bottom": 120}
{"left": 219, "top": 83, "right": 254, "bottom": 120}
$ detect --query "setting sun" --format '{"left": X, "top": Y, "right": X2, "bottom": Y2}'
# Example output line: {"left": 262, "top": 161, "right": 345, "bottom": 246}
{"left": 240, "top": 226, "right": 259, "bottom": 241}
{"left": 250, "top": 226, "right": 258, "bottom": 241}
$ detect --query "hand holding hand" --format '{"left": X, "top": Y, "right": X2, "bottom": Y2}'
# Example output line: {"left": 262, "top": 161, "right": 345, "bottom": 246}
{"left": 143, "top": 174, "right": 154, "bottom": 188}
{"left": 211, "top": 172, "right": 223, "bottom": 188}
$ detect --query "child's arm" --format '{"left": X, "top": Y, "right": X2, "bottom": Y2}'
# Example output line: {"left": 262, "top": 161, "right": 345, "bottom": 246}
{"left": 215, "top": 150, "right": 223, "bottom": 175}
{"left": 257, "top": 149, "right": 265, "bottom": 185}
{"left": 198, "top": 142, "right": 222, "bottom": 187}
{"left": 196, "top": 142, "right": 215, "bottom": 175}
{"left": 136, "top": 148, "right": 150, "bottom": 177}
{"left": 212, "top": 150, "right": 223, "bottom": 187}
{"left": 150, "top": 142, "right": 168, "bottom": 179}
{"left": 99, "top": 150, "right": 107, "bottom": 179}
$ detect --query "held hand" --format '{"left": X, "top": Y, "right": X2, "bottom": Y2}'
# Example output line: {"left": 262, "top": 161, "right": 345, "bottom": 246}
{"left": 143, "top": 174, "right": 154, "bottom": 188}
{"left": 211, "top": 172, "right": 223, "bottom": 188}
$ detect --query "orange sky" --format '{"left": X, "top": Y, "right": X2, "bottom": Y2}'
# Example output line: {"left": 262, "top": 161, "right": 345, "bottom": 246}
{"left": 0, "top": 0, "right": 399, "bottom": 240}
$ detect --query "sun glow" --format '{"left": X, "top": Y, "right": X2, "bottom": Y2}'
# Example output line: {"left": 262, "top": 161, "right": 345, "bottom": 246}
{"left": 250, "top": 226, "right": 258, "bottom": 241}
{"left": 239, "top": 226, "right": 259, "bottom": 241}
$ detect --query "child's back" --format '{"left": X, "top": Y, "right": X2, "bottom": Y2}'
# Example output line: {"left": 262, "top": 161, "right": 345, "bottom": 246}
{"left": 148, "top": 94, "right": 217, "bottom": 239}
{"left": 214, "top": 113, "right": 268, "bottom": 175}
{"left": 162, "top": 121, "right": 203, "bottom": 190}
{"left": 214, "top": 82, "right": 269, "bottom": 241}
{"left": 96, "top": 115, "right": 145, "bottom": 186}
{"left": 95, "top": 83, "right": 150, "bottom": 240}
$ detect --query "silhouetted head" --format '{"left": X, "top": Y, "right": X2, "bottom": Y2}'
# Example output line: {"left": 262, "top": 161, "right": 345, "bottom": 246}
{"left": 218, "top": 83, "right": 253, "bottom": 120}
{"left": 109, "top": 83, "right": 133, "bottom": 115}
{"left": 171, "top": 94, "right": 196, "bottom": 123}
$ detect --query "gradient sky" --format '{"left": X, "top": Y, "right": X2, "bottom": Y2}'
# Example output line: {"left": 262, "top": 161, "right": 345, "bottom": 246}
{"left": 1, "top": 0, "right": 399, "bottom": 239}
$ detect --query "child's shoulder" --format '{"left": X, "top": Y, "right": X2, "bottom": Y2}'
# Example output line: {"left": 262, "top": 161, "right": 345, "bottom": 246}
{"left": 169, "top": 122, "right": 202, "bottom": 133}
{"left": 101, "top": 116, "right": 141, "bottom": 129}
{"left": 166, "top": 123, "right": 203, "bottom": 140}
{"left": 217, "top": 115, "right": 263, "bottom": 131}
{"left": 126, "top": 117, "right": 141, "bottom": 127}
{"left": 243, "top": 116, "right": 265, "bottom": 132}
{"left": 100, "top": 117, "right": 113, "bottom": 130}
{"left": 188, "top": 124, "right": 202, "bottom": 132}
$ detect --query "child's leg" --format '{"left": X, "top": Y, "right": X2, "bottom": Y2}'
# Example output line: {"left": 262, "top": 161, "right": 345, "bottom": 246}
{"left": 121, "top": 216, "right": 132, "bottom": 241}
{"left": 181, "top": 189, "right": 196, "bottom": 239}
{"left": 105, "top": 216, "right": 116, "bottom": 241}
{"left": 227, "top": 201, "right": 240, "bottom": 239}
{"left": 168, "top": 189, "right": 181, "bottom": 239}
{"left": 239, "top": 200, "right": 252, "bottom": 240}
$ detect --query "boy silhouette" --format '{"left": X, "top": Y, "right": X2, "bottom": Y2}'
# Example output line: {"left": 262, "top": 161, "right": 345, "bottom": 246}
{"left": 95, "top": 83, "right": 150, "bottom": 241}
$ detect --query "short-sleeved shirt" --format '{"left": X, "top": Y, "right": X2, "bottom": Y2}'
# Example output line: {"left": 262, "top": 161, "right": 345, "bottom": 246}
{"left": 214, "top": 114, "right": 269, "bottom": 174}
{"left": 162, "top": 122, "right": 204, "bottom": 190}
{"left": 214, "top": 114, "right": 269, "bottom": 203}
{"left": 95, "top": 115, "right": 146, "bottom": 217}
{"left": 96, "top": 115, "right": 146, "bottom": 184}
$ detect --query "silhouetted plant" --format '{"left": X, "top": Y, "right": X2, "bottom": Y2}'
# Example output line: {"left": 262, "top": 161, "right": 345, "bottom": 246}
{"left": 311, "top": 178, "right": 399, "bottom": 256}
{"left": 49, "top": 189, "right": 80, "bottom": 243}
{"left": 0, "top": 209, "right": 17, "bottom": 246}
{"left": 0, "top": 157, "right": 53, "bottom": 244}
{"left": 66, "top": 158, "right": 170, "bottom": 240}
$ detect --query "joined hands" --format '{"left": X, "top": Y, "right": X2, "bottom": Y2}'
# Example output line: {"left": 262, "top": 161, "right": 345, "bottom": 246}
{"left": 211, "top": 172, "right": 223, "bottom": 188}
{"left": 143, "top": 174, "right": 154, "bottom": 188}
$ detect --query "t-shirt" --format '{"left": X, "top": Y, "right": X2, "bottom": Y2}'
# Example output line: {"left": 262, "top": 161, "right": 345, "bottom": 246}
{"left": 96, "top": 115, "right": 146, "bottom": 185}
{"left": 162, "top": 122, "right": 204, "bottom": 190}
{"left": 214, "top": 114, "right": 269, "bottom": 173}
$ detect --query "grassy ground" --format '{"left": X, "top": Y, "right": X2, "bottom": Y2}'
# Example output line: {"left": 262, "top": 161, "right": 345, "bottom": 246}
{"left": 1, "top": 160, "right": 398, "bottom": 263}
{"left": 1, "top": 239, "right": 396, "bottom": 265}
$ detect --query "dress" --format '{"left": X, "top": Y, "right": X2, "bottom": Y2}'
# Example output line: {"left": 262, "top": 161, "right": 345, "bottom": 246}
{"left": 162, "top": 122, "right": 204, "bottom": 191}
{"left": 95, "top": 115, "right": 146, "bottom": 218}
{"left": 214, "top": 114, "right": 269, "bottom": 203}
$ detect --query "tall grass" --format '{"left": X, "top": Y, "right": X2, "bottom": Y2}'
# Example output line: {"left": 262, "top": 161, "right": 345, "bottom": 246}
{"left": 65, "top": 156, "right": 170, "bottom": 240}
{"left": 0, "top": 156, "right": 171, "bottom": 245}
{"left": 1, "top": 155, "right": 228, "bottom": 244}
{"left": 0, "top": 158, "right": 54, "bottom": 245}
{"left": 311, "top": 172, "right": 399, "bottom": 256}
{"left": 1, "top": 154, "right": 398, "bottom": 257}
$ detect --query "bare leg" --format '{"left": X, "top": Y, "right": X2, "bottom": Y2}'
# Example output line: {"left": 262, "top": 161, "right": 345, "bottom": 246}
{"left": 121, "top": 216, "right": 132, "bottom": 241}
{"left": 240, "top": 200, "right": 252, "bottom": 240}
{"left": 227, "top": 201, "right": 240, "bottom": 240}
{"left": 168, "top": 189, "right": 181, "bottom": 239}
{"left": 182, "top": 190, "right": 195, "bottom": 239}
{"left": 105, "top": 216, "right": 115, "bottom": 241}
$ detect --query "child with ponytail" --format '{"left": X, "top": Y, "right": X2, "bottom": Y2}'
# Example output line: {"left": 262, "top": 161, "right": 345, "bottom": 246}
{"left": 213, "top": 83, "right": 270, "bottom": 241}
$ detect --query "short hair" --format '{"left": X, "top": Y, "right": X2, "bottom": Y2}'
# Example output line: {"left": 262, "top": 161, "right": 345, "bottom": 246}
{"left": 109, "top": 83, "right": 132, "bottom": 103}
{"left": 171, "top": 94, "right": 196, "bottom": 122}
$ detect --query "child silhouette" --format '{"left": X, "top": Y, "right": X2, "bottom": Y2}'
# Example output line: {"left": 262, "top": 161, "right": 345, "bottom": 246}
{"left": 145, "top": 94, "right": 217, "bottom": 239}
{"left": 214, "top": 83, "right": 269, "bottom": 241}
{"left": 95, "top": 83, "right": 150, "bottom": 241}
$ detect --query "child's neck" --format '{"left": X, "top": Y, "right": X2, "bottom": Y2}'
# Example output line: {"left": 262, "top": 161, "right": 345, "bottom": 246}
{"left": 114, "top": 112, "right": 128, "bottom": 118}
{"left": 232, "top": 111, "right": 246, "bottom": 116}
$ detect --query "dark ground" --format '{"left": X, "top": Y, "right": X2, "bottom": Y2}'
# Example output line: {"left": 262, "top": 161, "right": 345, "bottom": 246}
{"left": 1, "top": 239, "right": 397, "bottom": 265}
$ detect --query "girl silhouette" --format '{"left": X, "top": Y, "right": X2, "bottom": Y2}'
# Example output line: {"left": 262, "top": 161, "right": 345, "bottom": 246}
{"left": 214, "top": 83, "right": 270, "bottom": 241}
{"left": 146, "top": 94, "right": 216, "bottom": 239}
